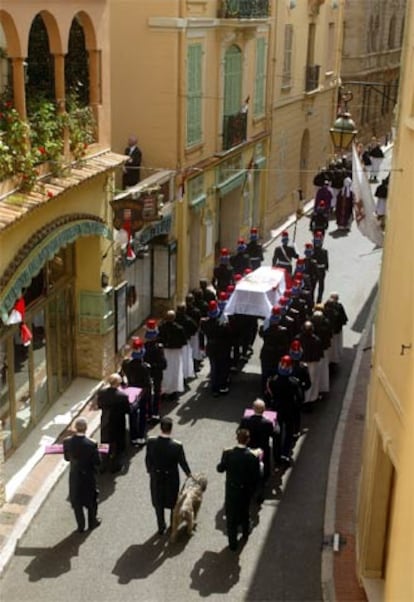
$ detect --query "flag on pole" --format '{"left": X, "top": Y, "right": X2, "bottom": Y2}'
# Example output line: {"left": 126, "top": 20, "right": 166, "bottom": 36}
{"left": 352, "top": 143, "right": 384, "bottom": 247}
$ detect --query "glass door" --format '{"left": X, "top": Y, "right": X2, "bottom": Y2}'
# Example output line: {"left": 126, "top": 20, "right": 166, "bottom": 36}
{"left": 47, "top": 285, "right": 74, "bottom": 395}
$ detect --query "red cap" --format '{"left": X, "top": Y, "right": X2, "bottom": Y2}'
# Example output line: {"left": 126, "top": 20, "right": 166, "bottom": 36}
{"left": 243, "top": 268, "right": 253, "bottom": 275}
{"left": 280, "top": 355, "right": 293, "bottom": 366}
{"left": 220, "top": 247, "right": 230, "bottom": 256}
{"left": 271, "top": 305, "right": 281, "bottom": 315}
{"left": 218, "top": 291, "right": 228, "bottom": 301}
{"left": 234, "top": 274, "right": 243, "bottom": 282}
{"left": 284, "top": 288, "right": 292, "bottom": 298}
{"left": 237, "top": 238, "right": 245, "bottom": 244}
{"left": 132, "top": 336, "right": 144, "bottom": 349}
{"left": 226, "top": 284, "right": 235, "bottom": 293}
{"left": 296, "top": 257, "right": 305, "bottom": 264}
{"left": 319, "top": 200, "right": 326, "bottom": 207}
{"left": 279, "top": 296, "right": 289, "bottom": 306}
{"left": 250, "top": 227, "right": 258, "bottom": 234}
{"left": 290, "top": 340, "right": 302, "bottom": 351}
{"left": 294, "top": 273, "right": 304, "bottom": 281}
{"left": 208, "top": 300, "right": 218, "bottom": 311}
{"left": 281, "top": 231, "right": 289, "bottom": 237}
{"left": 146, "top": 319, "right": 157, "bottom": 330}
{"left": 305, "top": 243, "right": 313, "bottom": 249}
{"left": 314, "top": 230, "right": 324, "bottom": 238}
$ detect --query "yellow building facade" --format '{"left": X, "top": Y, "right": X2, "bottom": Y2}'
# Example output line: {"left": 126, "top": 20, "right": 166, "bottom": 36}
{"left": 356, "top": 1, "right": 414, "bottom": 598}
{"left": 266, "top": 0, "right": 343, "bottom": 228}
{"left": 0, "top": 1, "right": 125, "bottom": 458}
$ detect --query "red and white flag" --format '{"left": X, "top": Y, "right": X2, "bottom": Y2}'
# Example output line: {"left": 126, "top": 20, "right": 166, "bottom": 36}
{"left": 352, "top": 143, "right": 384, "bottom": 247}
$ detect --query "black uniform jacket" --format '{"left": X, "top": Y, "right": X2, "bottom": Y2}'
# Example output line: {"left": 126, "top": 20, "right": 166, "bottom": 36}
{"left": 217, "top": 446, "right": 260, "bottom": 502}
{"left": 145, "top": 436, "right": 191, "bottom": 509}
{"left": 239, "top": 414, "right": 274, "bottom": 455}
{"left": 158, "top": 321, "right": 187, "bottom": 349}
{"left": 63, "top": 434, "right": 100, "bottom": 507}
{"left": 97, "top": 386, "right": 130, "bottom": 445}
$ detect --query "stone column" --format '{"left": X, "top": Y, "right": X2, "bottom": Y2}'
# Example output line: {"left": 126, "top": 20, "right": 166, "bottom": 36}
{"left": 11, "top": 57, "right": 26, "bottom": 118}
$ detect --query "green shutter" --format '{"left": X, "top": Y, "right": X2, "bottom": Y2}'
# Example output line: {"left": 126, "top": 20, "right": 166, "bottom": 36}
{"left": 254, "top": 38, "right": 266, "bottom": 116}
{"left": 224, "top": 45, "right": 242, "bottom": 116}
{"left": 187, "top": 44, "right": 202, "bottom": 146}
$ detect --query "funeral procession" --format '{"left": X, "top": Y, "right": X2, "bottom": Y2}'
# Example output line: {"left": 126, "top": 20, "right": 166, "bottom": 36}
{"left": 1, "top": 1, "right": 413, "bottom": 601}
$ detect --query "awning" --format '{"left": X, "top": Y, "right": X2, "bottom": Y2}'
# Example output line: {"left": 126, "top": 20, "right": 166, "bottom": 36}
{"left": 0, "top": 215, "right": 111, "bottom": 317}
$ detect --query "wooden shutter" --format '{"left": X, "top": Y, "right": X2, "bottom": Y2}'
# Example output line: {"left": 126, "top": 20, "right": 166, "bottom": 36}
{"left": 224, "top": 45, "right": 242, "bottom": 116}
{"left": 254, "top": 38, "right": 266, "bottom": 116}
{"left": 187, "top": 44, "right": 202, "bottom": 146}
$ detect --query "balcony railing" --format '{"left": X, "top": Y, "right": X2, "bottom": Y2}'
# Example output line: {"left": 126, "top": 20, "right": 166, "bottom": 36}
{"left": 220, "top": 0, "right": 270, "bottom": 19}
{"left": 305, "top": 64, "right": 320, "bottom": 92}
{"left": 222, "top": 111, "right": 247, "bottom": 151}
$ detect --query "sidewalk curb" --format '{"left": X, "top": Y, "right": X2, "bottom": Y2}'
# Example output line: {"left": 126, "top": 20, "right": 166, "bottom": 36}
{"left": 321, "top": 296, "right": 377, "bottom": 602}
{"left": 0, "top": 395, "right": 102, "bottom": 577}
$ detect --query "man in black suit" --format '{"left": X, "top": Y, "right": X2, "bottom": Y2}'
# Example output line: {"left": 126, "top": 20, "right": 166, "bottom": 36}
{"left": 63, "top": 417, "right": 101, "bottom": 533}
{"left": 97, "top": 373, "right": 130, "bottom": 472}
{"left": 240, "top": 399, "right": 275, "bottom": 484}
{"left": 145, "top": 417, "right": 192, "bottom": 535}
{"left": 217, "top": 429, "right": 261, "bottom": 551}
{"left": 122, "top": 135, "right": 142, "bottom": 188}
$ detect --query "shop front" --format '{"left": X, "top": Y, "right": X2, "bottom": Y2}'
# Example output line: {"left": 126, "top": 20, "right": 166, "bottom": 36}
{"left": 0, "top": 246, "right": 75, "bottom": 456}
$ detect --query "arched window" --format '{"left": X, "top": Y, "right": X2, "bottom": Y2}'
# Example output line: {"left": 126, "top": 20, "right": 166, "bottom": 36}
{"left": 388, "top": 15, "right": 396, "bottom": 49}
{"left": 65, "top": 17, "right": 89, "bottom": 106}
{"left": 27, "top": 14, "right": 54, "bottom": 101}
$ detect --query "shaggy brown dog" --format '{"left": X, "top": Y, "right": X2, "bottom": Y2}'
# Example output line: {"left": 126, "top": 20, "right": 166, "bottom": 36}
{"left": 170, "top": 474, "right": 208, "bottom": 542}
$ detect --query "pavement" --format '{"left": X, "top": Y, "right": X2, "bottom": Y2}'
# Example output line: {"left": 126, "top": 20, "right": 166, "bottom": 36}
{"left": 0, "top": 191, "right": 379, "bottom": 599}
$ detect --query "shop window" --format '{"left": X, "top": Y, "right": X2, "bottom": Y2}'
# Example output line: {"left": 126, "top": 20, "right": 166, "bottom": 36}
{"left": 14, "top": 331, "right": 32, "bottom": 440}
{"left": 32, "top": 309, "right": 48, "bottom": 419}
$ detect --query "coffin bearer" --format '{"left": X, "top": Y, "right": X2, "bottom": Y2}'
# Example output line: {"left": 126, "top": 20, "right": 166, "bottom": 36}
{"left": 240, "top": 399, "right": 276, "bottom": 485}
{"left": 230, "top": 238, "right": 252, "bottom": 274}
{"left": 272, "top": 231, "right": 298, "bottom": 276}
{"left": 63, "top": 417, "right": 101, "bottom": 533}
{"left": 212, "top": 248, "right": 234, "bottom": 293}
{"left": 246, "top": 227, "right": 264, "bottom": 270}
{"left": 312, "top": 231, "right": 329, "bottom": 303}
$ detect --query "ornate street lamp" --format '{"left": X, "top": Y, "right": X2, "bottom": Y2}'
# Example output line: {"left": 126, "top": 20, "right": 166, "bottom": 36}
{"left": 329, "top": 90, "right": 358, "bottom": 151}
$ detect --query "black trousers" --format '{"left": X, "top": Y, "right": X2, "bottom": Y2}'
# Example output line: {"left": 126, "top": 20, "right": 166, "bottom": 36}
{"left": 72, "top": 496, "right": 97, "bottom": 531}
{"left": 315, "top": 271, "right": 326, "bottom": 303}
{"left": 225, "top": 494, "right": 251, "bottom": 548}
{"left": 155, "top": 505, "right": 173, "bottom": 532}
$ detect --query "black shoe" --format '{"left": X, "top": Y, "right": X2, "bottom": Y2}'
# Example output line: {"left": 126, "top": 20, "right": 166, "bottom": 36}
{"left": 228, "top": 542, "right": 238, "bottom": 551}
{"left": 89, "top": 519, "right": 101, "bottom": 531}
{"left": 77, "top": 527, "right": 85, "bottom": 533}
{"left": 158, "top": 526, "right": 166, "bottom": 535}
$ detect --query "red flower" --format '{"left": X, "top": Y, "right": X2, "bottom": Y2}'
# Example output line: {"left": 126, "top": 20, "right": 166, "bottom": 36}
{"left": 38, "top": 146, "right": 46, "bottom": 155}
{"left": 0, "top": 113, "right": 3, "bottom": 119}
{"left": 47, "top": 191, "right": 54, "bottom": 198}
{"left": 5, "top": 101, "right": 13, "bottom": 109}
{"left": 84, "top": 143, "right": 88, "bottom": 149}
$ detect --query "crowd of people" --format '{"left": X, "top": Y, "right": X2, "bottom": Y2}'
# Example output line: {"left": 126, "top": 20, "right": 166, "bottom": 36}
{"left": 64, "top": 221, "right": 352, "bottom": 550}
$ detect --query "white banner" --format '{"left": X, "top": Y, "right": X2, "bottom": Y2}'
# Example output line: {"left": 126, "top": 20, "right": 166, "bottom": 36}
{"left": 352, "top": 144, "right": 384, "bottom": 247}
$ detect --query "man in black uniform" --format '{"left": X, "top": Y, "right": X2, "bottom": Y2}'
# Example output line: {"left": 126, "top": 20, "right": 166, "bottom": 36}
{"left": 200, "top": 300, "right": 232, "bottom": 396}
{"left": 240, "top": 399, "right": 275, "bottom": 485}
{"left": 246, "top": 227, "right": 264, "bottom": 270}
{"left": 303, "top": 242, "right": 317, "bottom": 298}
{"left": 289, "top": 339, "right": 311, "bottom": 436}
{"left": 145, "top": 417, "right": 192, "bottom": 535}
{"left": 144, "top": 320, "right": 167, "bottom": 422}
{"left": 259, "top": 306, "right": 290, "bottom": 399}
{"left": 272, "top": 230, "right": 298, "bottom": 275}
{"left": 217, "top": 428, "right": 261, "bottom": 551}
{"left": 122, "top": 135, "right": 142, "bottom": 188}
{"left": 121, "top": 337, "right": 153, "bottom": 445}
{"left": 63, "top": 417, "right": 101, "bottom": 533}
{"left": 230, "top": 238, "right": 252, "bottom": 274}
{"left": 212, "top": 248, "right": 234, "bottom": 293}
{"left": 312, "top": 231, "right": 329, "bottom": 303}
{"left": 267, "top": 356, "right": 303, "bottom": 464}
{"left": 97, "top": 373, "right": 130, "bottom": 471}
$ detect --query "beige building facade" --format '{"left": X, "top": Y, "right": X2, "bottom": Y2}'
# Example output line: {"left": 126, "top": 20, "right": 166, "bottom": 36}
{"left": 266, "top": 0, "right": 343, "bottom": 229}
{"left": 356, "top": 0, "right": 414, "bottom": 598}
{"left": 341, "top": 0, "right": 406, "bottom": 144}
{"left": 0, "top": 1, "right": 126, "bottom": 460}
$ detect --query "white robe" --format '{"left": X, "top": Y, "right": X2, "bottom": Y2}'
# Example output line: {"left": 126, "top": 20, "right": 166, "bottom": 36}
{"left": 163, "top": 348, "right": 184, "bottom": 394}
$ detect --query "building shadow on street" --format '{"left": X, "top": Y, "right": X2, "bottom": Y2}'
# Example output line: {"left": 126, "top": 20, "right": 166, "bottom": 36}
{"left": 112, "top": 532, "right": 190, "bottom": 583}
{"left": 351, "top": 282, "right": 378, "bottom": 333}
{"left": 189, "top": 546, "right": 241, "bottom": 596}
{"left": 15, "top": 530, "right": 90, "bottom": 581}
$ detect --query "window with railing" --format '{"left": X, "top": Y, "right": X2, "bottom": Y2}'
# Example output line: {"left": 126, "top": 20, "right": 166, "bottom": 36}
{"left": 223, "top": 45, "right": 247, "bottom": 150}
{"left": 220, "top": 0, "right": 269, "bottom": 19}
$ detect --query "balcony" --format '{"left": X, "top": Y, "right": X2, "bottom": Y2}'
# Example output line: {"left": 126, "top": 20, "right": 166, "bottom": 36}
{"left": 305, "top": 64, "right": 320, "bottom": 93}
{"left": 219, "top": 0, "right": 270, "bottom": 19}
{"left": 222, "top": 111, "right": 247, "bottom": 151}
